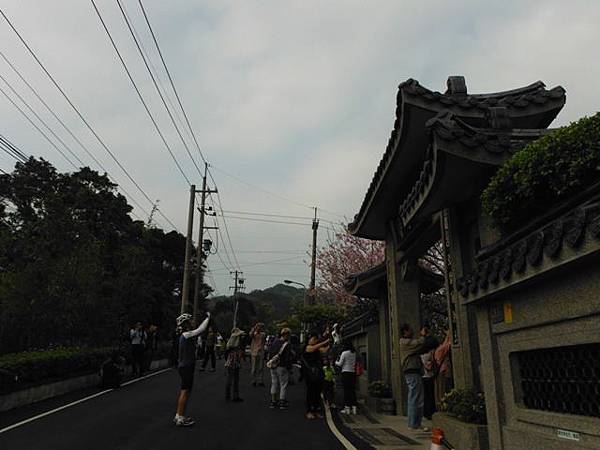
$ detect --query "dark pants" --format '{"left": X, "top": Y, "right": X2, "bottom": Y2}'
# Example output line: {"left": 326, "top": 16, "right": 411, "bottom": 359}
{"left": 226, "top": 367, "right": 240, "bottom": 399}
{"left": 131, "top": 344, "right": 145, "bottom": 376}
{"left": 423, "top": 376, "right": 436, "bottom": 419}
{"left": 305, "top": 378, "right": 323, "bottom": 412}
{"left": 341, "top": 372, "right": 357, "bottom": 407}
{"left": 323, "top": 380, "right": 335, "bottom": 404}
{"left": 202, "top": 348, "right": 216, "bottom": 370}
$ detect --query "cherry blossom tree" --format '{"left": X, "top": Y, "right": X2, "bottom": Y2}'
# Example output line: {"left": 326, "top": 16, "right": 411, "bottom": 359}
{"left": 316, "top": 229, "right": 385, "bottom": 305}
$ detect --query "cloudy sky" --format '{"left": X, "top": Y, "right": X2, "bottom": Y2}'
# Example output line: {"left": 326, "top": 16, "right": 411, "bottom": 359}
{"left": 0, "top": 0, "right": 599, "bottom": 294}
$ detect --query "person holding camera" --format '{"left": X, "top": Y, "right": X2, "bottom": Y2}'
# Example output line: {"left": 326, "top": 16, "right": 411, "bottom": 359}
{"left": 173, "top": 312, "right": 210, "bottom": 427}
{"left": 399, "top": 323, "right": 438, "bottom": 431}
{"left": 130, "top": 322, "right": 147, "bottom": 378}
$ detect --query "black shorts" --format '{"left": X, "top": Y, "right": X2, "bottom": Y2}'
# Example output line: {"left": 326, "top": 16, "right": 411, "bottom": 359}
{"left": 179, "top": 365, "right": 195, "bottom": 390}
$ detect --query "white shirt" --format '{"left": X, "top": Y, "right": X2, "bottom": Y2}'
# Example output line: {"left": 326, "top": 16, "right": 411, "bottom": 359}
{"left": 336, "top": 350, "right": 357, "bottom": 373}
{"left": 130, "top": 329, "right": 146, "bottom": 345}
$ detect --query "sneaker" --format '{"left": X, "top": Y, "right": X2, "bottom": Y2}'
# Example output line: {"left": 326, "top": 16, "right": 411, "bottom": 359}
{"left": 233, "top": 397, "right": 244, "bottom": 402}
{"left": 421, "top": 427, "right": 430, "bottom": 432}
{"left": 306, "top": 412, "right": 316, "bottom": 420}
{"left": 269, "top": 400, "right": 278, "bottom": 409}
{"left": 258, "top": 382, "right": 265, "bottom": 387}
{"left": 330, "top": 403, "right": 337, "bottom": 409}
{"left": 278, "top": 400, "right": 289, "bottom": 410}
{"left": 340, "top": 407, "right": 350, "bottom": 415}
{"left": 210, "top": 368, "right": 216, "bottom": 372}
{"left": 199, "top": 368, "right": 205, "bottom": 372}
{"left": 351, "top": 406, "right": 357, "bottom": 415}
{"left": 175, "top": 416, "right": 195, "bottom": 427}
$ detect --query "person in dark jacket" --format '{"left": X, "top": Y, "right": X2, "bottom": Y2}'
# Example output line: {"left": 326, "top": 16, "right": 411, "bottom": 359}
{"left": 399, "top": 323, "right": 438, "bottom": 431}
{"left": 302, "top": 332, "right": 330, "bottom": 419}
{"left": 100, "top": 350, "right": 125, "bottom": 389}
{"left": 267, "top": 327, "right": 294, "bottom": 409}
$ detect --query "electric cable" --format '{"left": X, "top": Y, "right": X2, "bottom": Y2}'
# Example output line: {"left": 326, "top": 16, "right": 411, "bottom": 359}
{"left": 0, "top": 8, "right": 178, "bottom": 230}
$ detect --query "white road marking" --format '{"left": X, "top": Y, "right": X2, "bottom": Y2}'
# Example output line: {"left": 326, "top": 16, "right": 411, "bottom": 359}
{"left": 322, "top": 395, "right": 358, "bottom": 450}
{"left": 0, "top": 368, "right": 172, "bottom": 435}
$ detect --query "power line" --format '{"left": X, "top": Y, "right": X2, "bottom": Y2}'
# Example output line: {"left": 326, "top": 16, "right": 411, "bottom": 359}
{"left": 0, "top": 84, "right": 78, "bottom": 168}
{"left": 91, "top": 0, "right": 192, "bottom": 187}
{"left": 137, "top": 0, "right": 208, "bottom": 166}
{"left": 0, "top": 134, "right": 27, "bottom": 161}
{"left": 115, "top": 0, "right": 203, "bottom": 180}
{"left": 0, "top": 50, "right": 154, "bottom": 222}
{"left": 0, "top": 7, "right": 178, "bottom": 231}
{"left": 207, "top": 170, "right": 240, "bottom": 269}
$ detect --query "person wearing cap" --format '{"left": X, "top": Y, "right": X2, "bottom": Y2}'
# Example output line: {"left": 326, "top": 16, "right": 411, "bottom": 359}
{"left": 225, "top": 327, "right": 246, "bottom": 402}
{"left": 173, "top": 312, "right": 210, "bottom": 427}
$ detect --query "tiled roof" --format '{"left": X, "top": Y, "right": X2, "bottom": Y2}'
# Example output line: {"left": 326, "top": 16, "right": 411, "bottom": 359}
{"left": 348, "top": 77, "right": 566, "bottom": 236}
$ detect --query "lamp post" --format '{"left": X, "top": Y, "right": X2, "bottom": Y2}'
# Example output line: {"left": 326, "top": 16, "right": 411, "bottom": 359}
{"left": 284, "top": 279, "right": 308, "bottom": 343}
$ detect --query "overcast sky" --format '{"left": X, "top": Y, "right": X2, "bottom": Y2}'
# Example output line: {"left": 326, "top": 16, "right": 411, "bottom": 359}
{"left": 0, "top": 1, "right": 599, "bottom": 295}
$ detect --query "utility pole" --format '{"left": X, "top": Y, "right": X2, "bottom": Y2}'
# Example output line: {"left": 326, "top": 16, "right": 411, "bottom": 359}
{"left": 193, "top": 163, "right": 218, "bottom": 322}
{"left": 230, "top": 270, "right": 244, "bottom": 328}
{"left": 180, "top": 184, "right": 196, "bottom": 314}
{"left": 308, "top": 207, "right": 319, "bottom": 305}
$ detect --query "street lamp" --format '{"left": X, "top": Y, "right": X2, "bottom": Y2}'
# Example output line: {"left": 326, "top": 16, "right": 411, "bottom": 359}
{"left": 284, "top": 279, "right": 307, "bottom": 289}
{"left": 283, "top": 279, "right": 309, "bottom": 343}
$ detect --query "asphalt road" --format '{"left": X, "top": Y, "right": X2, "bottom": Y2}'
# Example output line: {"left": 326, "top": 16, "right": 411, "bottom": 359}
{"left": 0, "top": 362, "right": 348, "bottom": 450}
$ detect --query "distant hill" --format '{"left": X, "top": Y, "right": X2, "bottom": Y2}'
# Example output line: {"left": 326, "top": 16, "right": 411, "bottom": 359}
{"left": 206, "top": 283, "right": 304, "bottom": 334}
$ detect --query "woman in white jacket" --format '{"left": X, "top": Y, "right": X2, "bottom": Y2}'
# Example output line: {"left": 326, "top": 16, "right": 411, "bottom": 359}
{"left": 336, "top": 341, "right": 357, "bottom": 415}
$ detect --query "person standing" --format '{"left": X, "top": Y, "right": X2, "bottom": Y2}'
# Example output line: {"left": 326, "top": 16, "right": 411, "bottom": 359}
{"left": 322, "top": 356, "right": 336, "bottom": 409}
{"left": 421, "top": 350, "right": 436, "bottom": 420}
{"left": 173, "top": 312, "right": 210, "bottom": 427}
{"left": 399, "top": 324, "right": 437, "bottom": 431}
{"left": 301, "top": 333, "right": 330, "bottom": 419}
{"left": 250, "top": 323, "right": 266, "bottom": 386}
{"left": 200, "top": 327, "right": 217, "bottom": 372}
{"left": 336, "top": 341, "right": 357, "bottom": 415}
{"left": 225, "top": 328, "right": 246, "bottom": 402}
{"left": 216, "top": 332, "right": 224, "bottom": 359}
{"left": 130, "top": 322, "right": 147, "bottom": 378}
{"left": 267, "top": 327, "right": 293, "bottom": 409}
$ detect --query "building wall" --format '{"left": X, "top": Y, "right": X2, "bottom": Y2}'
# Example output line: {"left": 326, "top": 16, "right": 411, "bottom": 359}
{"left": 476, "top": 259, "right": 600, "bottom": 450}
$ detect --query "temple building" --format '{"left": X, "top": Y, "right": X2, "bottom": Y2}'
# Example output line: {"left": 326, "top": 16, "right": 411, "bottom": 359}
{"left": 342, "top": 76, "right": 600, "bottom": 449}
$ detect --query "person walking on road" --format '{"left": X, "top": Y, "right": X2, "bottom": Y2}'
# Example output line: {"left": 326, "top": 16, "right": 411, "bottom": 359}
{"left": 173, "top": 312, "right": 210, "bottom": 427}
{"left": 267, "top": 327, "right": 293, "bottom": 409}
{"left": 301, "top": 333, "right": 330, "bottom": 419}
{"left": 225, "top": 328, "right": 246, "bottom": 402}
{"left": 336, "top": 341, "right": 357, "bottom": 415}
{"left": 200, "top": 327, "right": 217, "bottom": 372}
{"left": 130, "top": 322, "right": 147, "bottom": 378}
{"left": 399, "top": 323, "right": 438, "bottom": 431}
{"left": 250, "top": 323, "right": 266, "bottom": 386}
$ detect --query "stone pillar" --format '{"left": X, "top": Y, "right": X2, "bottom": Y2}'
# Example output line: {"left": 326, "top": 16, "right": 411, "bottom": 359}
{"left": 441, "top": 208, "right": 481, "bottom": 390}
{"left": 378, "top": 297, "right": 391, "bottom": 383}
{"left": 475, "top": 305, "right": 504, "bottom": 449}
{"left": 385, "top": 229, "right": 421, "bottom": 415}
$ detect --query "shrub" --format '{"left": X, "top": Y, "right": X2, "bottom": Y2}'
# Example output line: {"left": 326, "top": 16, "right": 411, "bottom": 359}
{"left": 0, "top": 347, "right": 114, "bottom": 389}
{"left": 482, "top": 113, "right": 600, "bottom": 232}
{"left": 368, "top": 380, "right": 393, "bottom": 398}
{"left": 440, "top": 388, "right": 487, "bottom": 424}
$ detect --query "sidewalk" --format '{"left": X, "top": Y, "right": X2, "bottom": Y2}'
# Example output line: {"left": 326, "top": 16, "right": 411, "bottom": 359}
{"left": 334, "top": 399, "right": 432, "bottom": 449}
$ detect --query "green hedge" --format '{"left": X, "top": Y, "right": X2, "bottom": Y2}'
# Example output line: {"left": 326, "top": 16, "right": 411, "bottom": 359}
{"left": 440, "top": 388, "right": 487, "bottom": 424}
{"left": 0, "top": 347, "right": 114, "bottom": 388}
{"left": 0, "top": 343, "right": 172, "bottom": 393}
{"left": 482, "top": 113, "right": 600, "bottom": 231}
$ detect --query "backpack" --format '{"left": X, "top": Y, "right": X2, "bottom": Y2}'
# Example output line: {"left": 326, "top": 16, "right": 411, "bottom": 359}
{"left": 266, "top": 342, "right": 288, "bottom": 369}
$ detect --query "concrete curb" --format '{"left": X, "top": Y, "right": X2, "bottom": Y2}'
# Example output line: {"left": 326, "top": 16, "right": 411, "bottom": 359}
{"left": 0, "top": 358, "right": 170, "bottom": 413}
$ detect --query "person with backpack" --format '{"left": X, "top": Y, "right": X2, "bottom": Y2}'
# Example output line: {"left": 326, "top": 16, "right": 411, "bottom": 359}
{"left": 266, "top": 327, "right": 293, "bottom": 409}
{"left": 336, "top": 341, "right": 357, "bottom": 415}
{"left": 173, "top": 312, "right": 211, "bottom": 427}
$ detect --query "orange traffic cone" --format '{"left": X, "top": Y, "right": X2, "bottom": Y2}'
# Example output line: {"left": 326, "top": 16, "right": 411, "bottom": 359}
{"left": 430, "top": 428, "right": 445, "bottom": 450}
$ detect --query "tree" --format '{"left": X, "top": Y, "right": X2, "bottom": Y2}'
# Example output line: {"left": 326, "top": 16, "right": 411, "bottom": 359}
{"left": 316, "top": 229, "right": 385, "bottom": 305}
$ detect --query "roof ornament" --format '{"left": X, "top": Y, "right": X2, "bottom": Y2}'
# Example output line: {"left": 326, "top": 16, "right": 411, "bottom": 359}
{"left": 445, "top": 76, "right": 467, "bottom": 96}
{"left": 486, "top": 107, "right": 512, "bottom": 130}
